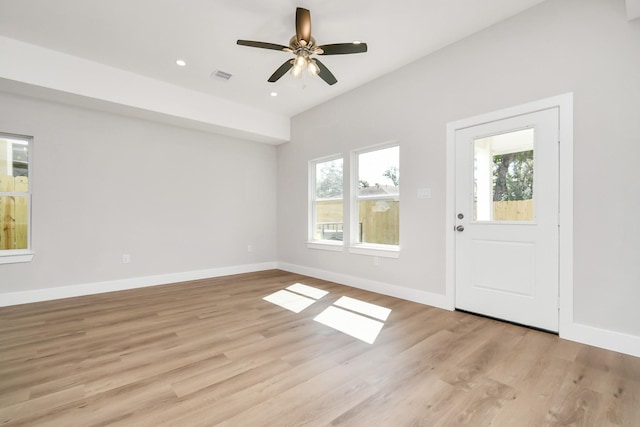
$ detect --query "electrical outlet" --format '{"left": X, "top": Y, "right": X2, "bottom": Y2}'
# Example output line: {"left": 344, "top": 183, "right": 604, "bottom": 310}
{"left": 122, "top": 254, "right": 130, "bottom": 264}
{"left": 373, "top": 256, "right": 379, "bottom": 266}
{"left": 247, "top": 245, "right": 254, "bottom": 253}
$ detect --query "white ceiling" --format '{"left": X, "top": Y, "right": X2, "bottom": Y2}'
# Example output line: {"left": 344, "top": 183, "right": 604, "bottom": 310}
{"left": 0, "top": 0, "right": 550, "bottom": 140}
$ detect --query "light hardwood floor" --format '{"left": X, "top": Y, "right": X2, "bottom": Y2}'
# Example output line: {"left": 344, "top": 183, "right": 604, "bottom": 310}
{"left": 1, "top": 270, "right": 639, "bottom": 426}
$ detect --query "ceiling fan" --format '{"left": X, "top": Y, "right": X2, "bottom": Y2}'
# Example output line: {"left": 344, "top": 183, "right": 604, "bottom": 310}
{"left": 237, "top": 7, "right": 368, "bottom": 86}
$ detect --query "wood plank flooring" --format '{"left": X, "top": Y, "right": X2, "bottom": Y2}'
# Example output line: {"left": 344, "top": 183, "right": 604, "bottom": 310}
{"left": 1, "top": 270, "right": 639, "bottom": 426}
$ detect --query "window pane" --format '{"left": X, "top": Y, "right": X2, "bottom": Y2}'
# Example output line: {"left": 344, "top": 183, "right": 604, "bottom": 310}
{"left": 312, "top": 157, "right": 343, "bottom": 242}
{"left": 358, "top": 199, "right": 399, "bottom": 245}
{"left": 1, "top": 135, "right": 31, "bottom": 253}
{"left": 316, "top": 158, "right": 343, "bottom": 198}
{"left": 12, "top": 142, "right": 29, "bottom": 178}
{"left": 0, "top": 175, "right": 29, "bottom": 193}
{"left": 0, "top": 196, "right": 29, "bottom": 250}
{"left": 474, "top": 129, "right": 534, "bottom": 222}
{"left": 356, "top": 145, "right": 399, "bottom": 246}
{"left": 357, "top": 146, "right": 399, "bottom": 196}
{"left": 315, "top": 200, "right": 343, "bottom": 241}
{"left": 1, "top": 138, "right": 29, "bottom": 190}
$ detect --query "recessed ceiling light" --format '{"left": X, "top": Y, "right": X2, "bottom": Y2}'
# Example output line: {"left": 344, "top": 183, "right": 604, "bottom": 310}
{"left": 270, "top": 92, "right": 278, "bottom": 97}
{"left": 176, "top": 59, "right": 186, "bottom": 67}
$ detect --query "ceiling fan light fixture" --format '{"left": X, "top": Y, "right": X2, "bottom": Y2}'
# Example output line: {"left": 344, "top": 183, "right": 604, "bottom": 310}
{"left": 291, "top": 64, "right": 304, "bottom": 78}
{"left": 291, "top": 54, "right": 308, "bottom": 78}
{"left": 307, "top": 59, "right": 319, "bottom": 76}
{"left": 294, "top": 54, "right": 307, "bottom": 68}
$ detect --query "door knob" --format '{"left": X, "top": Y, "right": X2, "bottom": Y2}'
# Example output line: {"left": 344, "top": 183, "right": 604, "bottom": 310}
{"left": 456, "top": 225, "right": 464, "bottom": 232}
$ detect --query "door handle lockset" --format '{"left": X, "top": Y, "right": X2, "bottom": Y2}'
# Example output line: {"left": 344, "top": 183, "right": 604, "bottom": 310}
{"left": 456, "top": 225, "right": 464, "bottom": 232}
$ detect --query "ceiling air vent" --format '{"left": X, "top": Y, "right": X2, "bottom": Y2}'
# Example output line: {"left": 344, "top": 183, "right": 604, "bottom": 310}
{"left": 210, "top": 70, "right": 232, "bottom": 81}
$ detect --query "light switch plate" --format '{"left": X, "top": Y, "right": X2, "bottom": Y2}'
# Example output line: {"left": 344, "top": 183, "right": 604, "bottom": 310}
{"left": 417, "top": 188, "right": 432, "bottom": 199}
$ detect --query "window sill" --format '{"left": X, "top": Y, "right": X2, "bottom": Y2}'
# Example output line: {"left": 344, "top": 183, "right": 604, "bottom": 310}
{"left": 0, "top": 252, "right": 35, "bottom": 265}
{"left": 306, "top": 241, "right": 345, "bottom": 252}
{"left": 349, "top": 245, "right": 400, "bottom": 259}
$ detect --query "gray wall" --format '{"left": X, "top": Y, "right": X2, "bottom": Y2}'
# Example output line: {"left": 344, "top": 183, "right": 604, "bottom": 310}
{"left": 278, "top": 0, "right": 640, "bottom": 336}
{"left": 0, "top": 91, "right": 278, "bottom": 293}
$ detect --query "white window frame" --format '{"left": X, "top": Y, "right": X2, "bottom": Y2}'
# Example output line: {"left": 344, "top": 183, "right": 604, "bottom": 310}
{"left": 307, "top": 154, "right": 344, "bottom": 251}
{"left": 0, "top": 133, "right": 34, "bottom": 264}
{"left": 349, "top": 142, "right": 400, "bottom": 259}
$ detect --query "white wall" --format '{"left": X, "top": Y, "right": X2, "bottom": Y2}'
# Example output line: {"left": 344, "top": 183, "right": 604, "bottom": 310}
{"left": 278, "top": 0, "right": 640, "bottom": 338}
{"left": 0, "top": 91, "right": 278, "bottom": 296}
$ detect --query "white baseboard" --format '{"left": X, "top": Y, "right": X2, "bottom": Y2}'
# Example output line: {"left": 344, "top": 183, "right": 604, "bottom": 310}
{"left": 4, "top": 261, "right": 638, "bottom": 359}
{"left": 280, "top": 263, "right": 640, "bottom": 358}
{"left": 561, "top": 322, "right": 640, "bottom": 358}
{"left": 278, "top": 262, "right": 454, "bottom": 311}
{"left": 0, "top": 262, "right": 278, "bottom": 307}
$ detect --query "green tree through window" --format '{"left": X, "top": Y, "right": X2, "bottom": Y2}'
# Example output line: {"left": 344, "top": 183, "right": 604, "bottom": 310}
{"left": 316, "top": 160, "right": 343, "bottom": 198}
{"left": 493, "top": 150, "right": 533, "bottom": 201}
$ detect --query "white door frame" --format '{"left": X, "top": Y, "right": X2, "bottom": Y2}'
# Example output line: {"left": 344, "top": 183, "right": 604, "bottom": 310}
{"left": 445, "top": 93, "right": 573, "bottom": 335}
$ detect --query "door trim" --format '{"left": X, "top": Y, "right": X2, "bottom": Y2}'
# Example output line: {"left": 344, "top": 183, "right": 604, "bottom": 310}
{"left": 445, "top": 93, "right": 573, "bottom": 336}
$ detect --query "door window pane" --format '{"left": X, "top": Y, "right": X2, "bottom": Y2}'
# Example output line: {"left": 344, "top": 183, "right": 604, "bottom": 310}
{"left": 474, "top": 128, "right": 534, "bottom": 221}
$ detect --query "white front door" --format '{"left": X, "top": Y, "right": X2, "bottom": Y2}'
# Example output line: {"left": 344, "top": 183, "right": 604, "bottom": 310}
{"left": 455, "top": 108, "right": 559, "bottom": 332}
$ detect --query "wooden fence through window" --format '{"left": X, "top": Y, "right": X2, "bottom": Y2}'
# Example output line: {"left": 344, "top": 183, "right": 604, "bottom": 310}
{"left": 492, "top": 200, "right": 534, "bottom": 221}
{"left": 316, "top": 199, "right": 534, "bottom": 244}
{"left": 1, "top": 184, "right": 532, "bottom": 251}
{"left": 0, "top": 175, "right": 29, "bottom": 250}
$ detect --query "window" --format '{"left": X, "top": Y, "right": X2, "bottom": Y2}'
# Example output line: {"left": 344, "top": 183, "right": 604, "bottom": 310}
{"left": 352, "top": 144, "right": 399, "bottom": 256}
{"left": 309, "top": 156, "right": 344, "bottom": 248}
{"left": 0, "top": 133, "right": 33, "bottom": 264}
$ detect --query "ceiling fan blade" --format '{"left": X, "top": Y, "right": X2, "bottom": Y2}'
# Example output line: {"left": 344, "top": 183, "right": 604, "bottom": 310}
{"left": 318, "top": 42, "right": 368, "bottom": 55}
{"left": 237, "top": 40, "right": 290, "bottom": 52}
{"left": 313, "top": 59, "right": 337, "bottom": 85}
{"left": 268, "top": 60, "right": 293, "bottom": 82}
{"left": 295, "top": 7, "right": 311, "bottom": 46}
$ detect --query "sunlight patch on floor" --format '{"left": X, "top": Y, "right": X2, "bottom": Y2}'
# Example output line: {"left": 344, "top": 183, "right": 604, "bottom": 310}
{"left": 263, "top": 285, "right": 391, "bottom": 344}
{"left": 263, "top": 290, "right": 317, "bottom": 313}
{"left": 333, "top": 296, "right": 391, "bottom": 321}
{"left": 313, "top": 306, "right": 385, "bottom": 344}
{"left": 263, "top": 284, "right": 328, "bottom": 313}
{"left": 286, "top": 283, "right": 329, "bottom": 300}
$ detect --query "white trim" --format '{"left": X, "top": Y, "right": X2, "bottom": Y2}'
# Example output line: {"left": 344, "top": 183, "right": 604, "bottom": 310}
{"left": 448, "top": 94, "right": 575, "bottom": 333}
{"left": 4, "top": 258, "right": 639, "bottom": 357}
{"left": 0, "top": 252, "right": 34, "bottom": 264}
{"left": 306, "top": 241, "right": 344, "bottom": 252}
{"left": 561, "top": 322, "right": 640, "bottom": 358}
{"left": 557, "top": 95, "right": 574, "bottom": 340}
{"left": 0, "top": 262, "right": 277, "bottom": 307}
{"left": 278, "top": 262, "right": 452, "bottom": 311}
{"left": 0, "top": 132, "right": 33, "bottom": 256}
{"left": 350, "top": 142, "right": 400, "bottom": 247}
{"left": 308, "top": 154, "right": 344, "bottom": 244}
{"left": 348, "top": 245, "right": 400, "bottom": 259}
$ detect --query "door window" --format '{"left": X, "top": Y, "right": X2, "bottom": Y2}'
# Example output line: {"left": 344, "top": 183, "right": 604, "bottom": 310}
{"left": 473, "top": 128, "right": 534, "bottom": 222}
